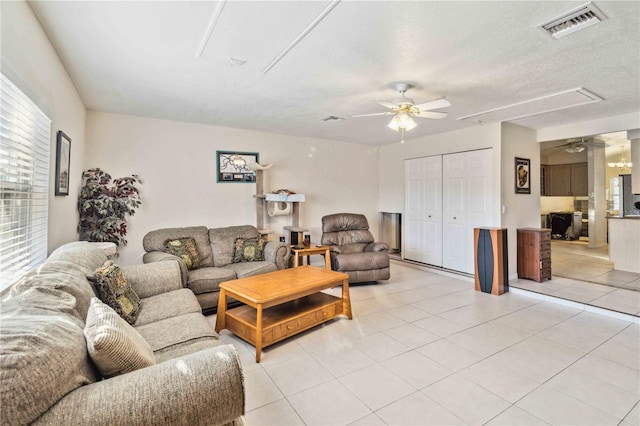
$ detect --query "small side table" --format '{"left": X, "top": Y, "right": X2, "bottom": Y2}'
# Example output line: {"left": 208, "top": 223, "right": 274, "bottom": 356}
{"left": 291, "top": 244, "right": 331, "bottom": 270}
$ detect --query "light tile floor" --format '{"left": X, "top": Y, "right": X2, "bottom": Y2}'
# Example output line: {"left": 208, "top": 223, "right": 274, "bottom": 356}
{"left": 207, "top": 263, "right": 640, "bottom": 426}
{"left": 550, "top": 239, "right": 640, "bottom": 291}
{"left": 508, "top": 239, "right": 640, "bottom": 317}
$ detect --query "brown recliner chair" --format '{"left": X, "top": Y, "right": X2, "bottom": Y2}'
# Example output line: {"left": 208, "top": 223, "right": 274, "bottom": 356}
{"left": 321, "top": 213, "right": 390, "bottom": 283}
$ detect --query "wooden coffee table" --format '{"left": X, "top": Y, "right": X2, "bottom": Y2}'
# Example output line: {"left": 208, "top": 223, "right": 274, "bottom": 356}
{"left": 215, "top": 266, "right": 351, "bottom": 362}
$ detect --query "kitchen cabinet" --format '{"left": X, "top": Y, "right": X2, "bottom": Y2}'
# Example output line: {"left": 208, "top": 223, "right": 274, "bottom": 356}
{"left": 542, "top": 163, "right": 587, "bottom": 196}
{"left": 570, "top": 163, "right": 588, "bottom": 196}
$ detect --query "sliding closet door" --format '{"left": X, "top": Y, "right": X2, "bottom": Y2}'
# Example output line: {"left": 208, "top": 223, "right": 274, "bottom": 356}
{"left": 404, "top": 156, "right": 442, "bottom": 265}
{"left": 442, "top": 152, "right": 467, "bottom": 272}
{"left": 442, "top": 149, "right": 493, "bottom": 273}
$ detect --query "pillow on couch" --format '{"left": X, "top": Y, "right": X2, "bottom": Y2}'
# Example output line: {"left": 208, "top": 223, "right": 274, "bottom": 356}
{"left": 233, "top": 237, "right": 265, "bottom": 263}
{"left": 84, "top": 298, "right": 156, "bottom": 378}
{"left": 89, "top": 260, "right": 141, "bottom": 325}
{"left": 164, "top": 238, "right": 201, "bottom": 270}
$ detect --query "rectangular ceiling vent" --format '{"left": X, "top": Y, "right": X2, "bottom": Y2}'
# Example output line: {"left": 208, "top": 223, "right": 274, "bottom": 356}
{"left": 457, "top": 88, "right": 603, "bottom": 123}
{"left": 538, "top": 2, "right": 608, "bottom": 39}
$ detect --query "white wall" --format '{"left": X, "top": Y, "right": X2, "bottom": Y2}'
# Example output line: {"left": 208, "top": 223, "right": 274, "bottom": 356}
{"left": 540, "top": 197, "right": 575, "bottom": 213}
{"left": 1, "top": 0, "right": 87, "bottom": 253}
{"left": 500, "top": 122, "right": 540, "bottom": 280}
{"left": 537, "top": 112, "right": 640, "bottom": 143}
{"left": 85, "top": 111, "right": 380, "bottom": 265}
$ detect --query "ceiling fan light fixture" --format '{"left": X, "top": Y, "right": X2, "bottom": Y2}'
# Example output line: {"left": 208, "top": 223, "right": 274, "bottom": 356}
{"left": 388, "top": 112, "right": 417, "bottom": 131}
{"left": 565, "top": 144, "right": 585, "bottom": 153}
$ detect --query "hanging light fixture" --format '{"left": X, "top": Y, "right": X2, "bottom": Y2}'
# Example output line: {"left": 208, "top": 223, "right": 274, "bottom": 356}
{"left": 608, "top": 146, "right": 633, "bottom": 170}
{"left": 565, "top": 144, "right": 585, "bottom": 153}
{"left": 608, "top": 158, "right": 632, "bottom": 170}
{"left": 387, "top": 110, "right": 417, "bottom": 132}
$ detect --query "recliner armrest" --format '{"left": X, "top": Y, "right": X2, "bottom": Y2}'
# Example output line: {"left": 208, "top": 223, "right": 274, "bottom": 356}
{"left": 365, "top": 242, "right": 389, "bottom": 252}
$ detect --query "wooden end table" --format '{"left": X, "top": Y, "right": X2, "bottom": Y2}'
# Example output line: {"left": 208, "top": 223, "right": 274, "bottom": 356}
{"left": 215, "top": 266, "right": 351, "bottom": 362}
{"left": 291, "top": 244, "right": 331, "bottom": 270}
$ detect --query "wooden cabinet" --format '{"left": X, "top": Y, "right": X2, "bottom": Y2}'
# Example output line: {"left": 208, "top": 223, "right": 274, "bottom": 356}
{"left": 547, "top": 164, "right": 572, "bottom": 196}
{"left": 542, "top": 163, "right": 587, "bottom": 196}
{"left": 517, "top": 228, "right": 551, "bottom": 282}
{"left": 570, "top": 163, "right": 588, "bottom": 196}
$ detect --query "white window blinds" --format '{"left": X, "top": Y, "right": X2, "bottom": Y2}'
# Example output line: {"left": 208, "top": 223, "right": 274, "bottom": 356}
{"left": 0, "top": 73, "right": 51, "bottom": 291}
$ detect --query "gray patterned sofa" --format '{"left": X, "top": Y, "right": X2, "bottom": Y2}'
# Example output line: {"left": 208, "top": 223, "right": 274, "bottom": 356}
{"left": 143, "top": 225, "right": 291, "bottom": 312}
{"left": 0, "top": 242, "right": 245, "bottom": 425}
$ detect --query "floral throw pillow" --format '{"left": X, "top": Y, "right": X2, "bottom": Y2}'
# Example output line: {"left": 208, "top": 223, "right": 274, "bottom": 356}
{"left": 233, "top": 237, "right": 266, "bottom": 263}
{"left": 88, "top": 260, "right": 141, "bottom": 325}
{"left": 164, "top": 238, "right": 201, "bottom": 270}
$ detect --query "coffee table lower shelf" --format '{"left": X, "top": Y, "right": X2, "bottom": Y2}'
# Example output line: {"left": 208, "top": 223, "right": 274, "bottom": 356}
{"left": 224, "top": 292, "right": 343, "bottom": 351}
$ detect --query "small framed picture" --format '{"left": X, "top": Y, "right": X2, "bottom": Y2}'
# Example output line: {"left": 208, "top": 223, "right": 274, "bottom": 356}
{"left": 216, "top": 151, "right": 258, "bottom": 183}
{"left": 55, "top": 131, "right": 71, "bottom": 196}
{"left": 515, "top": 157, "right": 531, "bottom": 194}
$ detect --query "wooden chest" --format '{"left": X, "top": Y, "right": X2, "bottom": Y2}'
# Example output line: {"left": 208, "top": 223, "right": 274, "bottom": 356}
{"left": 517, "top": 228, "right": 551, "bottom": 282}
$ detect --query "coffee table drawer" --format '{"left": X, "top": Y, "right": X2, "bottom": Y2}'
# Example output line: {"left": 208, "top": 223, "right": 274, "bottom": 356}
{"left": 316, "top": 304, "right": 336, "bottom": 321}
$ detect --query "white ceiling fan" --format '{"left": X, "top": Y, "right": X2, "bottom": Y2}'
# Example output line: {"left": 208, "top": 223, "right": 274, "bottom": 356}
{"left": 551, "top": 138, "right": 608, "bottom": 153}
{"left": 353, "top": 83, "right": 451, "bottom": 141}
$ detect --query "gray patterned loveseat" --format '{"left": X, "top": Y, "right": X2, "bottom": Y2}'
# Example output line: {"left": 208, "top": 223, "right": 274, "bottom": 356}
{"left": 143, "top": 225, "right": 291, "bottom": 312}
{"left": 0, "top": 242, "right": 245, "bottom": 425}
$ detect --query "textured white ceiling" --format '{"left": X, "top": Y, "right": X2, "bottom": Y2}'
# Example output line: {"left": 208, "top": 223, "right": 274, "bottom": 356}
{"left": 29, "top": 1, "right": 640, "bottom": 145}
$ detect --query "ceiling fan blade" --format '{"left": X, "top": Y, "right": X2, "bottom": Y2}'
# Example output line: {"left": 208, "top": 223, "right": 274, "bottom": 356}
{"left": 375, "top": 100, "right": 398, "bottom": 109}
{"left": 582, "top": 141, "right": 608, "bottom": 148}
{"left": 352, "top": 112, "right": 392, "bottom": 118}
{"left": 415, "top": 111, "right": 448, "bottom": 119}
{"left": 413, "top": 98, "right": 451, "bottom": 111}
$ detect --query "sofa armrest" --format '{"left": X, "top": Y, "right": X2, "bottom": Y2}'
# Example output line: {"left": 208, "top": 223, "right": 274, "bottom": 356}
{"left": 365, "top": 242, "right": 389, "bottom": 253}
{"left": 121, "top": 261, "right": 184, "bottom": 299}
{"left": 263, "top": 241, "right": 291, "bottom": 270}
{"left": 34, "top": 345, "right": 245, "bottom": 426}
{"left": 143, "top": 251, "right": 188, "bottom": 287}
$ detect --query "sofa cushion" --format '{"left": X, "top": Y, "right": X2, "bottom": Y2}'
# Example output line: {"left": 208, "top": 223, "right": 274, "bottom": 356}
{"left": 0, "top": 288, "right": 98, "bottom": 425}
{"left": 187, "top": 267, "right": 236, "bottom": 295}
{"left": 46, "top": 243, "right": 109, "bottom": 273}
{"left": 210, "top": 225, "right": 260, "bottom": 267}
{"left": 143, "top": 226, "right": 214, "bottom": 267}
{"left": 84, "top": 298, "right": 156, "bottom": 378}
{"left": 225, "top": 260, "right": 277, "bottom": 278}
{"left": 233, "top": 237, "right": 265, "bottom": 263}
{"left": 10, "top": 264, "right": 96, "bottom": 320}
{"left": 154, "top": 337, "right": 224, "bottom": 364}
{"left": 135, "top": 312, "right": 218, "bottom": 352}
{"left": 164, "top": 237, "right": 201, "bottom": 270}
{"left": 89, "top": 260, "right": 141, "bottom": 324}
{"left": 135, "top": 289, "right": 202, "bottom": 326}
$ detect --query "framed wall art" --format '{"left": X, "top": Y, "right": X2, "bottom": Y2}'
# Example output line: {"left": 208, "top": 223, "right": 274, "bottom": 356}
{"left": 216, "top": 151, "right": 258, "bottom": 183}
{"left": 55, "top": 131, "right": 71, "bottom": 195}
{"left": 515, "top": 157, "right": 531, "bottom": 194}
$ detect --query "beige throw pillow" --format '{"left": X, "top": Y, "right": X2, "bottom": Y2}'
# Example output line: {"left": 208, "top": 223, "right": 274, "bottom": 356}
{"left": 84, "top": 297, "right": 156, "bottom": 378}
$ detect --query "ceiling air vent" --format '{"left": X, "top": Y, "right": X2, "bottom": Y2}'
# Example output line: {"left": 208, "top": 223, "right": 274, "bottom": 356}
{"left": 538, "top": 2, "right": 607, "bottom": 39}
